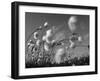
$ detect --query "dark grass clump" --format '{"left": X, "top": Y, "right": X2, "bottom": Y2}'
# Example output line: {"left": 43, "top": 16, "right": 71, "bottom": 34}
{"left": 26, "top": 55, "right": 89, "bottom": 68}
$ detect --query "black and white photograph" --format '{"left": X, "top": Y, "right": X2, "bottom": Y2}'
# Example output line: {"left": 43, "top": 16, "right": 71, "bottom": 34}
{"left": 11, "top": 1, "right": 97, "bottom": 79}
{"left": 25, "top": 13, "right": 90, "bottom": 68}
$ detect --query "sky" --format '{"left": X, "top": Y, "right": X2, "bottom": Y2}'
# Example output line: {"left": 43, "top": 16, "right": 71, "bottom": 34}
{"left": 25, "top": 12, "right": 89, "bottom": 43}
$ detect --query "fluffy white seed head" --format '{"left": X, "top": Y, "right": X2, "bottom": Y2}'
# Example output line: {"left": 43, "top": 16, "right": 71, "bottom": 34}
{"left": 44, "top": 22, "right": 48, "bottom": 27}
{"left": 34, "top": 32, "right": 38, "bottom": 39}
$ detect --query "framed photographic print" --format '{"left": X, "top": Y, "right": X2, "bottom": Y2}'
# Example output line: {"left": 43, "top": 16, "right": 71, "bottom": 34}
{"left": 11, "top": 1, "right": 98, "bottom": 79}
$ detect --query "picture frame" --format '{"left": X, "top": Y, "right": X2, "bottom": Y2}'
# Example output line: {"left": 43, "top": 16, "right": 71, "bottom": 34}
{"left": 11, "top": 1, "right": 98, "bottom": 79}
